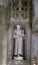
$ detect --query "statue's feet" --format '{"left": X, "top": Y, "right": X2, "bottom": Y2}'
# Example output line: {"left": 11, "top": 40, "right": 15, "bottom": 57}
{"left": 17, "top": 57, "right": 23, "bottom": 60}
{"left": 19, "top": 54, "right": 23, "bottom": 57}
{"left": 14, "top": 54, "right": 23, "bottom": 60}
{"left": 17, "top": 54, "right": 23, "bottom": 60}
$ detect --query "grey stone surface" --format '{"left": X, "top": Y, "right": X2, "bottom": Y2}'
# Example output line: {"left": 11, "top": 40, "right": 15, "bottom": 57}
{"left": 8, "top": 60, "right": 30, "bottom": 65}
{"left": 31, "top": 33, "right": 38, "bottom": 65}
{"left": 32, "top": 0, "right": 38, "bottom": 31}
{"left": 0, "top": 31, "right": 3, "bottom": 65}
{"left": 0, "top": 0, "right": 9, "bottom": 7}
{"left": 32, "top": 33, "right": 38, "bottom": 57}
{"left": 0, "top": 9, "right": 7, "bottom": 64}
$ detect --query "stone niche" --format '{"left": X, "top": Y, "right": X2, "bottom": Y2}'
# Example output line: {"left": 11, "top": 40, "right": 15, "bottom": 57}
{"left": 8, "top": 19, "right": 27, "bottom": 60}
{"left": 7, "top": 17, "right": 31, "bottom": 61}
{"left": 12, "top": 22, "right": 26, "bottom": 59}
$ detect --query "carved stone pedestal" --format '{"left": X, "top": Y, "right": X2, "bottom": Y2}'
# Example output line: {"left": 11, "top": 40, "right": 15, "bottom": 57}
{"left": 14, "top": 57, "right": 23, "bottom": 60}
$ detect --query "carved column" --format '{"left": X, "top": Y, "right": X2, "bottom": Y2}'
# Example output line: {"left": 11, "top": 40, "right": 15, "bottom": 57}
{"left": 32, "top": 0, "right": 38, "bottom": 31}
{"left": 7, "top": 19, "right": 14, "bottom": 60}
{"left": 24, "top": 25, "right": 27, "bottom": 59}
{"left": 11, "top": 23, "right": 14, "bottom": 59}
{"left": 25, "top": 22, "right": 31, "bottom": 60}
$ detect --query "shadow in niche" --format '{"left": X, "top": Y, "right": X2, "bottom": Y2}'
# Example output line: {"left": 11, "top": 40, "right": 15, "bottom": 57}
{"left": 23, "top": 39, "right": 25, "bottom": 59}
{"left": 12, "top": 39, "right": 15, "bottom": 59}
{"left": 23, "top": 39, "right": 27, "bottom": 60}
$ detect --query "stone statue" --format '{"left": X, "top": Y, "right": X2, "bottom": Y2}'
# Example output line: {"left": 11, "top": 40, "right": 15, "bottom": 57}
{"left": 13, "top": 25, "right": 25, "bottom": 58}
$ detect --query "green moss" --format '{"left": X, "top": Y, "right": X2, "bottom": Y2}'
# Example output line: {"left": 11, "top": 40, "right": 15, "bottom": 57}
{"left": 5, "top": 5, "right": 11, "bottom": 30}
{"left": 0, "top": 4, "right": 11, "bottom": 30}
{"left": 0, "top": 5, "right": 6, "bottom": 13}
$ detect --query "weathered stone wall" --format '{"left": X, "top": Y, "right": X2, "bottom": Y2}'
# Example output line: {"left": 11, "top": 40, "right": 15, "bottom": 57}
{"left": 25, "top": 21, "right": 31, "bottom": 60}
{"left": 32, "top": 0, "right": 38, "bottom": 31}
{"left": 0, "top": 0, "right": 9, "bottom": 7}
{"left": 0, "top": 9, "right": 8, "bottom": 65}
{"left": 0, "top": 12, "right": 5, "bottom": 65}
{"left": 32, "top": 0, "right": 38, "bottom": 64}
{"left": 0, "top": 30, "right": 3, "bottom": 65}
{"left": 31, "top": 33, "right": 38, "bottom": 65}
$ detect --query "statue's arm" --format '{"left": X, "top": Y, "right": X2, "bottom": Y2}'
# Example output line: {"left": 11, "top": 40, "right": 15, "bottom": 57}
{"left": 13, "top": 30, "right": 16, "bottom": 38}
{"left": 13, "top": 33, "right": 18, "bottom": 39}
{"left": 13, "top": 35, "right": 18, "bottom": 39}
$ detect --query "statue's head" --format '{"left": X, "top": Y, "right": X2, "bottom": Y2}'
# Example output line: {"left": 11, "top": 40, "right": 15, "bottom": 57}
{"left": 17, "top": 25, "right": 21, "bottom": 30}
